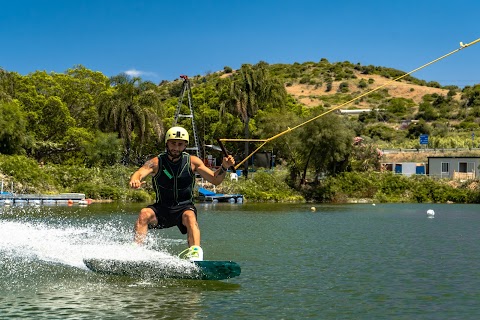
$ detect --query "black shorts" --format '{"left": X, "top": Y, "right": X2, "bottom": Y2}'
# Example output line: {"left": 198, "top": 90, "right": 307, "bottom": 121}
{"left": 146, "top": 203, "right": 198, "bottom": 234}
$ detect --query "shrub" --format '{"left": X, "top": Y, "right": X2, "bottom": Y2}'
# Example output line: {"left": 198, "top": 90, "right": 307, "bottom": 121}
{"left": 219, "top": 169, "right": 304, "bottom": 202}
{"left": 0, "top": 154, "right": 57, "bottom": 193}
{"left": 73, "top": 182, "right": 124, "bottom": 200}
{"left": 358, "top": 79, "right": 368, "bottom": 89}
{"left": 299, "top": 77, "right": 310, "bottom": 84}
{"left": 309, "top": 171, "right": 480, "bottom": 204}
{"left": 339, "top": 82, "right": 350, "bottom": 93}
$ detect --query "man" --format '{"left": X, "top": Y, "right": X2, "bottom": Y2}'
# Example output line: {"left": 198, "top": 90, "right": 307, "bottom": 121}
{"left": 129, "top": 126, "right": 235, "bottom": 261}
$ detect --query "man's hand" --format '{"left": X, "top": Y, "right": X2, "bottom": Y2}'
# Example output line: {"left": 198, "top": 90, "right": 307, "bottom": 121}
{"left": 222, "top": 155, "right": 235, "bottom": 169}
{"left": 129, "top": 158, "right": 157, "bottom": 189}
{"left": 129, "top": 179, "right": 146, "bottom": 189}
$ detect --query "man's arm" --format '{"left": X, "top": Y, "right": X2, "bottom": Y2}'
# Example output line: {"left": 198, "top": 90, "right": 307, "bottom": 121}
{"left": 129, "top": 157, "right": 159, "bottom": 189}
{"left": 192, "top": 155, "right": 235, "bottom": 186}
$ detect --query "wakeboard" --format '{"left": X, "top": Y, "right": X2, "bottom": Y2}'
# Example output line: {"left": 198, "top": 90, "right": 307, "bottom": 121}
{"left": 83, "top": 258, "right": 241, "bottom": 281}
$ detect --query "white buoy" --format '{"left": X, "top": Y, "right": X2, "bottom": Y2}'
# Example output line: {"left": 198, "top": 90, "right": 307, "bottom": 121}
{"left": 427, "top": 209, "right": 435, "bottom": 218}
{"left": 310, "top": 206, "right": 316, "bottom": 212}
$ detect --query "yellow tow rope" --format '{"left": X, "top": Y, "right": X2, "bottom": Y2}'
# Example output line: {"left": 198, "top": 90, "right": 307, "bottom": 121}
{"left": 220, "top": 38, "right": 480, "bottom": 170}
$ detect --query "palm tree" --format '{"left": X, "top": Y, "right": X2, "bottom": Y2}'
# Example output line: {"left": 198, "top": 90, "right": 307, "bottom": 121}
{"left": 97, "top": 73, "right": 164, "bottom": 164}
{"left": 221, "top": 62, "right": 286, "bottom": 176}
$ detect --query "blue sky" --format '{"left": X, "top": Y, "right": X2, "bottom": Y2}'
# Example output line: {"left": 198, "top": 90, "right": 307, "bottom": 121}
{"left": 1, "top": 0, "right": 479, "bottom": 87}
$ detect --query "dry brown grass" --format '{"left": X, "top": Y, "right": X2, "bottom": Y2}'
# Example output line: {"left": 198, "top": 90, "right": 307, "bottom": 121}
{"left": 285, "top": 72, "right": 456, "bottom": 108}
{"left": 220, "top": 68, "right": 454, "bottom": 108}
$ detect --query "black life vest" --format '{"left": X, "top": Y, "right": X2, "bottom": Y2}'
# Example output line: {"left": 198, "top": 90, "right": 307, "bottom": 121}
{"left": 152, "top": 152, "right": 195, "bottom": 207}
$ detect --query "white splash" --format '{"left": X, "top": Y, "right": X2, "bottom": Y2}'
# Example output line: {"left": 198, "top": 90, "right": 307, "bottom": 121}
{"left": 0, "top": 218, "right": 189, "bottom": 272}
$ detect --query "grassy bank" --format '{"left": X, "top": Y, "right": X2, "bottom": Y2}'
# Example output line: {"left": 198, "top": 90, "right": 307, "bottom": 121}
{"left": 1, "top": 155, "right": 479, "bottom": 203}
{"left": 302, "top": 171, "right": 480, "bottom": 204}
{"left": 0, "top": 155, "right": 150, "bottom": 202}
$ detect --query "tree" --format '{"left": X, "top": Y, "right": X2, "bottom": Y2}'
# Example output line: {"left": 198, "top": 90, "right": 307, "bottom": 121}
{"left": 97, "top": 73, "right": 164, "bottom": 164}
{"left": 350, "top": 137, "right": 383, "bottom": 172}
{"left": 84, "top": 131, "right": 123, "bottom": 167}
{"left": 366, "top": 124, "right": 397, "bottom": 142}
{"left": 220, "top": 62, "right": 287, "bottom": 177}
{"left": 463, "top": 84, "right": 480, "bottom": 108}
{"left": 417, "top": 102, "right": 438, "bottom": 121}
{"left": 386, "top": 97, "right": 415, "bottom": 116}
{"left": 254, "top": 104, "right": 305, "bottom": 182}
{"left": 39, "top": 96, "right": 76, "bottom": 141}
{"left": 55, "top": 65, "right": 109, "bottom": 130}
{"left": 407, "top": 120, "right": 431, "bottom": 139}
{"left": 0, "top": 68, "right": 18, "bottom": 101}
{"left": 296, "top": 114, "right": 354, "bottom": 185}
{"left": 0, "top": 100, "right": 28, "bottom": 154}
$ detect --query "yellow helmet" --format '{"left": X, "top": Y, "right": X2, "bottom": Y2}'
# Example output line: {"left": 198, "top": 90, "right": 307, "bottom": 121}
{"left": 165, "top": 126, "right": 189, "bottom": 144}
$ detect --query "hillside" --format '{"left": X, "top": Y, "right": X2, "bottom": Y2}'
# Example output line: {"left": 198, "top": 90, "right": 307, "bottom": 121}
{"left": 264, "top": 63, "right": 478, "bottom": 164}
{"left": 189, "top": 61, "right": 479, "bottom": 164}
{"left": 285, "top": 71, "right": 457, "bottom": 108}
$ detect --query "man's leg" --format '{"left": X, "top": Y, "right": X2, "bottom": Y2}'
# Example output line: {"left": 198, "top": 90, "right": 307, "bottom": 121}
{"left": 182, "top": 210, "right": 200, "bottom": 247}
{"left": 134, "top": 207, "right": 158, "bottom": 244}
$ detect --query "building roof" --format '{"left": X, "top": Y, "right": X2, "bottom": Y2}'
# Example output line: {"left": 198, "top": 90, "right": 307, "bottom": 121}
{"left": 428, "top": 156, "right": 480, "bottom": 159}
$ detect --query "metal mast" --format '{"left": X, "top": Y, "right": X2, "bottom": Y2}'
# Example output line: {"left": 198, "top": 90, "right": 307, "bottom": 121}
{"left": 173, "top": 75, "right": 202, "bottom": 160}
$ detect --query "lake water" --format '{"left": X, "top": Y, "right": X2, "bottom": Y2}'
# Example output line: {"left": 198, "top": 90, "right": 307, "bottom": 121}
{"left": 1, "top": 202, "right": 480, "bottom": 319}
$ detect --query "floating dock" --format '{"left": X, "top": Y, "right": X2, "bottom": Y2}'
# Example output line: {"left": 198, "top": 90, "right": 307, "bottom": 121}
{"left": 197, "top": 188, "right": 243, "bottom": 203}
{"left": 0, "top": 193, "right": 87, "bottom": 205}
